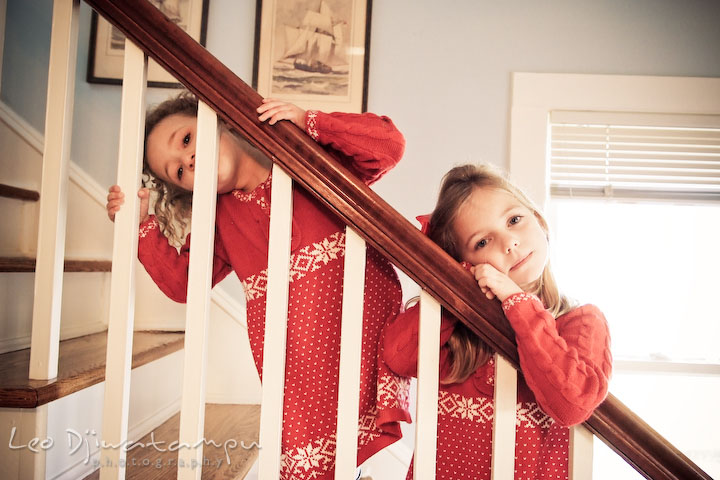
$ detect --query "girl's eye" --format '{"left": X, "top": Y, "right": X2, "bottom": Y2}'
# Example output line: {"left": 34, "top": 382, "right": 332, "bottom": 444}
{"left": 509, "top": 215, "right": 522, "bottom": 225}
{"left": 474, "top": 239, "right": 488, "bottom": 250}
{"left": 178, "top": 166, "right": 184, "bottom": 180}
{"left": 183, "top": 133, "right": 190, "bottom": 146}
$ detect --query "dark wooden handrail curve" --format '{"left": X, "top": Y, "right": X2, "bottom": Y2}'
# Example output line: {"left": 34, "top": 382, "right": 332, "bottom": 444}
{"left": 82, "top": 1, "right": 712, "bottom": 479}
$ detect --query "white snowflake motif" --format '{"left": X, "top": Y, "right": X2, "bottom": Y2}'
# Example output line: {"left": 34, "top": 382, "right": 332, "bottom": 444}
{"left": 291, "top": 443, "right": 323, "bottom": 472}
{"left": 308, "top": 235, "right": 343, "bottom": 265}
{"left": 241, "top": 231, "right": 345, "bottom": 302}
{"left": 455, "top": 396, "right": 484, "bottom": 421}
{"left": 377, "top": 374, "right": 411, "bottom": 409}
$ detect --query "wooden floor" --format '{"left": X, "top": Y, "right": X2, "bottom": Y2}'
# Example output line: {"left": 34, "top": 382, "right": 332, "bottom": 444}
{"left": 0, "top": 331, "right": 184, "bottom": 407}
{"left": 83, "top": 404, "right": 261, "bottom": 480}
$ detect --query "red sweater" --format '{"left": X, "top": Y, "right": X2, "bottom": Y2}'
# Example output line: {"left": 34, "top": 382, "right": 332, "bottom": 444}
{"left": 383, "top": 292, "right": 612, "bottom": 480}
{"left": 137, "top": 110, "right": 410, "bottom": 480}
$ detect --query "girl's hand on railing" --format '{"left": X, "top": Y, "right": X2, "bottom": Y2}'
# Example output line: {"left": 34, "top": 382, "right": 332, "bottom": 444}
{"left": 106, "top": 185, "right": 150, "bottom": 225}
{"left": 257, "top": 98, "right": 307, "bottom": 130}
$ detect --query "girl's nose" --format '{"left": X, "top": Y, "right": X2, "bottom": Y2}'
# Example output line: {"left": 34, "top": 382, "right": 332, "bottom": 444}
{"left": 186, "top": 153, "right": 195, "bottom": 170}
{"left": 505, "top": 239, "right": 519, "bottom": 254}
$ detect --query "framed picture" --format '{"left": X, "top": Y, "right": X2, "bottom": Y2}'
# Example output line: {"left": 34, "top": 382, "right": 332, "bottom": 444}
{"left": 87, "top": 0, "right": 209, "bottom": 87}
{"left": 253, "top": 0, "right": 372, "bottom": 113}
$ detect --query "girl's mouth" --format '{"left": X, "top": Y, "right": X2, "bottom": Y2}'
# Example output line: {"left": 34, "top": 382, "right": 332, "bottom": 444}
{"left": 510, "top": 252, "right": 532, "bottom": 271}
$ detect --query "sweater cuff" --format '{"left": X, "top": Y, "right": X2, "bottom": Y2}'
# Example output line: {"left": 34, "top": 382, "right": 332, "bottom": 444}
{"left": 306, "top": 110, "right": 319, "bottom": 141}
{"left": 139, "top": 215, "right": 159, "bottom": 238}
{"left": 502, "top": 292, "right": 541, "bottom": 312}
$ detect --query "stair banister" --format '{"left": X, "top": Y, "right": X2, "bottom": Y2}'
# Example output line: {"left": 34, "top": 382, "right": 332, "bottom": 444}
{"left": 257, "top": 168, "right": 293, "bottom": 478}
{"left": 175, "top": 101, "right": 220, "bottom": 480}
{"left": 335, "top": 227, "right": 368, "bottom": 477}
{"left": 83, "top": 1, "right": 713, "bottom": 478}
{"left": 100, "top": 38, "right": 147, "bottom": 480}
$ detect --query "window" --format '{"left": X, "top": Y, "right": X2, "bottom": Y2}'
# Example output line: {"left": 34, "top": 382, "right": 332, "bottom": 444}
{"left": 510, "top": 74, "right": 720, "bottom": 478}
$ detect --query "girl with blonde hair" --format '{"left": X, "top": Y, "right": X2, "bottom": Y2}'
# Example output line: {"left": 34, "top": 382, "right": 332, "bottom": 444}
{"left": 383, "top": 163, "right": 612, "bottom": 479}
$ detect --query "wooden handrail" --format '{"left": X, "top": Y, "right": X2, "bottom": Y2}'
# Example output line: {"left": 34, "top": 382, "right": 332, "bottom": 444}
{"left": 82, "top": 1, "right": 712, "bottom": 478}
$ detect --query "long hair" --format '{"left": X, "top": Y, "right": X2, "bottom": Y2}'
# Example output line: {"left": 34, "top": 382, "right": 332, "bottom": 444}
{"left": 143, "top": 91, "right": 198, "bottom": 245}
{"left": 427, "top": 164, "right": 574, "bottom": 384}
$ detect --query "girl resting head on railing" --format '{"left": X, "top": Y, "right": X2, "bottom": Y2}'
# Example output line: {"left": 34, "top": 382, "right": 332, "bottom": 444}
{"left": 105, "top": 91, "right": 411, "bottom": 480}
{"left": 383, "top": 163, "right": 613, "bottom": 480}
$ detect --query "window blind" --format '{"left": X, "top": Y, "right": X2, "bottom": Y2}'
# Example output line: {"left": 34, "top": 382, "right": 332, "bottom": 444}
{"left": 549, "top": 111, "right": 720, "bottom": 201}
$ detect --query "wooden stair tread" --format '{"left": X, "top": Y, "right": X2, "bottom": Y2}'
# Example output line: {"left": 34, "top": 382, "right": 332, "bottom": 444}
{"left": 83, "top": 404, "right": 261, "bottom": 480}
{"left": 0, "top": 256, "right": 112, "bottom": 272}
{"left": 0, "top": 183, "right": 40, "bottom": 201}
{"left": 0, "top": 331, "right": 184, "bottom": 407}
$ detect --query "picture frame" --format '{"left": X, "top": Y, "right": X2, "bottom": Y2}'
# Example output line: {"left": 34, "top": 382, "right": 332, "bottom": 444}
{"left": 87, "top": 0, "right": 210, "bottom": 88}
{"left": 252, "top": 0, "right": 372, "bottom": 113}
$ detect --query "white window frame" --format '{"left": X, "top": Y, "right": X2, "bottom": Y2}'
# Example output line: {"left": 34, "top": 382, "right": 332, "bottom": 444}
{"left": 508, "top": 73, "right": 720, "bottom": 210}
{"left": 509, "top": 72, "right": 720, "bottom": 375}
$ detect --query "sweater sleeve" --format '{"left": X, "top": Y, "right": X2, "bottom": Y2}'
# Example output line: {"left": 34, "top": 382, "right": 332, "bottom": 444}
{"left": 137, "top": 216, "right": 233, "bottom": 303}
{"left": 305, "top": 110, "right": 406, "bottom": 185}
{"left": 502, "top": 293, "right": 612, "bottom": 426}
{"left": 382, "top": 303, "right": 457, "bottom": 378}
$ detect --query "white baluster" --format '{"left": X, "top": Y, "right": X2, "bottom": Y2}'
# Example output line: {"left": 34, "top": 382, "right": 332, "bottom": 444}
{"left": 334, "top": 227, "right": 367, "bottom": 479}
{"left": 258, "top": 167, "right": 293, "bottom": 479}
{"left": 100, "top": 39, "right": 147, "bottom": 480}
{"left": 569, "top": 424, "right": 594, "bottom": 479}
{"left": 29, "top": 0, "right": 79, "bottom": 380}
{"left": 491, "top": 354, "right": 517, "bottom": 480}
{"left": 176, "top": 102, "right": 220, "bottom": 480}
{"left": 414, "top": 290, "right": 441, "bottom": 479}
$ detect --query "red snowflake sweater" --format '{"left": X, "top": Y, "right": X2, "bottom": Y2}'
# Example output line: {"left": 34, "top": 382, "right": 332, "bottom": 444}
{"left": 137, "top": 110, "right": 411, "bottom": 480}
{"left": 383, "top": 292, "right": 612, "bottom": 480}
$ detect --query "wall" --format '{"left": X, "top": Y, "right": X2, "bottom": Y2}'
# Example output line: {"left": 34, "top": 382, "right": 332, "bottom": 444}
{"left": 2, "top": 0, "right": 719, "bottom": 222}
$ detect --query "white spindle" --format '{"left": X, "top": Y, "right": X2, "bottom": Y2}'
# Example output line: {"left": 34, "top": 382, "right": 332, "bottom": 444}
{"left": 413, "top": 290, "right": 442, "bottom": 479}
{"left": 334, "top": 227, "right": 367, "bottom": 479}
{"left": 258, "top": 167, "right": 294, "bottom": 479}
{"left": 29, "top": 0, "right": 79, "bottom": 380}
{"left": 176, "top": 102, "right": 220, "bottom": 480}
{"left": 491, "top": 354, "right": 518, "bottom": 479}
{"left": 569, "top": 424, "right": 594, "bottom": 479}
{"left": 100, "top": 39, "right": 147, "bottom": 480}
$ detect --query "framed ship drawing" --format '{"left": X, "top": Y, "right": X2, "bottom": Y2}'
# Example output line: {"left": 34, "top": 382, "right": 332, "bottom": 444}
{"left": 253, "top": 0, "right": 372, "bottom": 113}
{"left": 87, "top": 0, "right": 209, "bottom": 87}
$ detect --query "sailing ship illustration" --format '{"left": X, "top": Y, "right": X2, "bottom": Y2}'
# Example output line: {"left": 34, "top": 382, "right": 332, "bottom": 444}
{"left": 279, "top": 1, "right": 348, "bottom": 74}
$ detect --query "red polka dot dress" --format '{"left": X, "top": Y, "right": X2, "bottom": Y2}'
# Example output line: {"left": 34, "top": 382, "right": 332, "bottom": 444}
{"left": 138, "top": 110, "right": 411, "bottom": 479}
{"left": 383, "top": 293, "right": 613, "bottom": 480}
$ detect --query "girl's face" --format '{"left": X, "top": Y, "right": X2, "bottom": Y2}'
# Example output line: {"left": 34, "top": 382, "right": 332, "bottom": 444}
{"left": 453, "top": 187, "right": 549, "bottom": 290}
{"left": 146, "top": 113, "right": 260, "bottom": 194}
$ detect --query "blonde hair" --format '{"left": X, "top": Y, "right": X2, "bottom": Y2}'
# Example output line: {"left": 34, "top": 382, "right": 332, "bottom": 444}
{"left": 426, "top": 164, "right": 574, "bottom": 384}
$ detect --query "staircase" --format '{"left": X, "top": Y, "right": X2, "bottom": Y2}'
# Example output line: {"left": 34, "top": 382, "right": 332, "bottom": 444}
{"left": 0, "top": 0, "right": 716, "bottom": 479}
{"left": 0, "top": 64, "right": 260, "bottom": 479}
